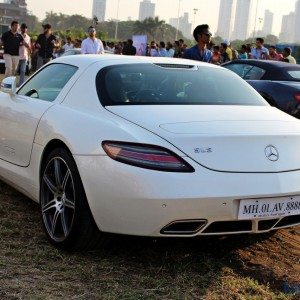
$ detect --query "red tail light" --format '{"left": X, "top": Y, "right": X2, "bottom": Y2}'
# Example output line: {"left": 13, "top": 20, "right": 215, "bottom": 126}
{"left": 102, "top": 141, "right": 194, "bottom": 172}
{"left": 294, "top": 93, "right": 300, "bottom": 102}
{"left": 0, "top": 52, "right": 3, "bottom": 59}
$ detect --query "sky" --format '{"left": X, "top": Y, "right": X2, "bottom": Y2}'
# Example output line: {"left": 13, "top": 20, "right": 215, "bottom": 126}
{"left": 25, "top": 0, "right": 298, "bottom": 36}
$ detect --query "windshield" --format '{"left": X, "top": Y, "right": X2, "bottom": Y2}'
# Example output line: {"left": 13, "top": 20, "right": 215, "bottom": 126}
{"left": 96, "top": 64, "right": 268, "bottom": 106}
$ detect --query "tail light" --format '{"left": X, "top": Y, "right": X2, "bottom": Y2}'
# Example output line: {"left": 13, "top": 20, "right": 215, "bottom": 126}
{"left": 0, "top": 52, "right": 3, "bottom": 59}
{"left": 294, "top": 93, "right": 300, "bottom": 102}
{"left": 102, "top": 141, "right": 194, "bottom": 172}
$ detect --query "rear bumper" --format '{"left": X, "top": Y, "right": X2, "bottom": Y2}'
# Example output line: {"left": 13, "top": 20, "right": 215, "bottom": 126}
{"left": 74, "top": 155, "right": 300, "bottom": 237}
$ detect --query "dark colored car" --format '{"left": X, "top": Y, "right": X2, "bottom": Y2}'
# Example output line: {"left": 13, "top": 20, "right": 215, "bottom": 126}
{"left": 223, "top": 60, "right": 300, "bottom": 118}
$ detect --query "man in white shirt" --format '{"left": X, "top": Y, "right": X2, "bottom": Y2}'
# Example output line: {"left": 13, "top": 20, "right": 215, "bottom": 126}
{"left": 283, "top": 47, "right": 297, "bottom": 64}
{"left": 81, "top": 26, "right": 104, "bottom": 54}
{"left": 19, "top": 23, "right": 31, "bottom": 86}
{"left": 63, "top": 36, "right": 74, "bottom": 52}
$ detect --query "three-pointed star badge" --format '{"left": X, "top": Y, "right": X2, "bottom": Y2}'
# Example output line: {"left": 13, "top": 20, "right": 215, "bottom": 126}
{"left": 265, "top": 145, "right": 279, "bottom": 161}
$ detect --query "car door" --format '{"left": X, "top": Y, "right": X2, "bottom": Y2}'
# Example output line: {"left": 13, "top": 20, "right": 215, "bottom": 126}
{"left": 0, "top": 63, "right": 78, "bottom": 166}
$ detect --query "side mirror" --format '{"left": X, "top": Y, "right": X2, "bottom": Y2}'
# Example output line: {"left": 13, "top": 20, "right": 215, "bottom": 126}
{"left": 1, "top": 76, "right": 17, "bottom": 95}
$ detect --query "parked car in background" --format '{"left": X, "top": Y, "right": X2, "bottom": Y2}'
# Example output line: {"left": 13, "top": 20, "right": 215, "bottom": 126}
{"left": 223, "top": 60, "right": 300, "bottom": 118}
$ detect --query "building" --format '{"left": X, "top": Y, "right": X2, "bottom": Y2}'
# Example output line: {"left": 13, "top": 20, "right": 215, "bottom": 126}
{"left": 231, "top": 0, "right": 252, "bottom": 41}
{"left": 92, "top": 0, "right": 106, "bottom": 22}
{"left": 169, "top": 12, "right": 192, "bottom": 39}
{"left": 139, "top": 0, "right": 155, "bottom": 21}
{"left": 0, "top": 0, "right": 27, "bottom": 34}
{"left": 261, "top": 9, "right": 273, "bottom": 36}
{"left": 216, "top": 0, "right": 234, "bottom": 40}
{"left": 294, "top": 0, "right": 300, "bottom": 43}
{"left": 279, "top": 12, "right": 295, "bottom": 43}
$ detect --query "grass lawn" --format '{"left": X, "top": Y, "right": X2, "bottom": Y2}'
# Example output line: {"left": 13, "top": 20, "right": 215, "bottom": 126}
{"left": 0, "top": 181, "right": 299, "bottom": 299}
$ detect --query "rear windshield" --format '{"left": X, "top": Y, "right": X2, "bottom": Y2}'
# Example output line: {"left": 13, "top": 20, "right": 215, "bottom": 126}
{"left": 96, "top": 64, "right": 268, "bottom": 106}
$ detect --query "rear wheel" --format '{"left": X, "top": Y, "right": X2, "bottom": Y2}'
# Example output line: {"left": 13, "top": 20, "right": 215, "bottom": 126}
{"left": 40, "top": 148, "right": 102, "bottom": 251}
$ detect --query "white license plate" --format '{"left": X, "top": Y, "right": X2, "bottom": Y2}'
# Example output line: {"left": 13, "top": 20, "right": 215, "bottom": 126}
{"left": 238, "top": 196, "right": 300, "bottom": 220}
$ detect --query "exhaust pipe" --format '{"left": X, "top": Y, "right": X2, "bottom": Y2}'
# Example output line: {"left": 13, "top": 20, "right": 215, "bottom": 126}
{"left": 160, "top": 219, "right": 207, "bottom": 235}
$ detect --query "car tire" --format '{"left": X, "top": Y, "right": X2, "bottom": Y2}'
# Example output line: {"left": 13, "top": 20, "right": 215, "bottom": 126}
{"left": 40, "top": 148, "right": 102, "bottom": 251}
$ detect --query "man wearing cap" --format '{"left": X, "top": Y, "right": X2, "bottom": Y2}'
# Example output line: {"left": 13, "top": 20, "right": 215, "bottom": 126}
{"left": 81, "top": 26, "right": 104, "bottom": 54}
{"left": 35, "top": 24, "right": 58, "bottom": 69}
{"left": 0, "top": 20, "right": 24, "bottom": 77}
{"left": 19, "top": 23, "right": 31, "bottom": 85}
{"left": 183, "top": 24, "right": 213, "bottom": 63}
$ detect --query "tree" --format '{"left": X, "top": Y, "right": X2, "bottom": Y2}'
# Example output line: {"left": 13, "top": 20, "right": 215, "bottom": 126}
{"left": 133, "top": 17, "right": 165, "bottom": 41}
{"left": 264, "top": 34, "right": 279, "bottom": 45}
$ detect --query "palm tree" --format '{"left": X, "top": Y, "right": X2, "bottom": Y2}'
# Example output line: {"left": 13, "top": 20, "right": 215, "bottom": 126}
{"left": 133, "top": 17, "right": 165, "bottom": 41}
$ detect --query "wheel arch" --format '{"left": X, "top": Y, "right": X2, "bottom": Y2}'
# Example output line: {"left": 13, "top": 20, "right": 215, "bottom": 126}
{"left": 39, "top": 139, "right": 72, "bottom": 180}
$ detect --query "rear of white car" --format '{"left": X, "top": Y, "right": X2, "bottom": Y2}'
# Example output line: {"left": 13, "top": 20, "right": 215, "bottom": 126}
{"left": 66, "top": 59, "right": 300, "bottom": 237}
{"left": 8, "top": 55, "right": 299, "bottom": 251}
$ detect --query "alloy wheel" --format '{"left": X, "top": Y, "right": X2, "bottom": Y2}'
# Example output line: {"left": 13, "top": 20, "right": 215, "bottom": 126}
{"left": 41, "top": 157, "right": 76, "bottom": 242}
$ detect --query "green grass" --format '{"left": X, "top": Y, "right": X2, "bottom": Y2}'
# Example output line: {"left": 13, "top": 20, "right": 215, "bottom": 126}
{"left": 0, "top": 181, "right": 299, "bottom": 299}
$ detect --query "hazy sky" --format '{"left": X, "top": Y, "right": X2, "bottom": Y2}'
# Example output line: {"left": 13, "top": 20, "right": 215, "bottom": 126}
{"left": 26, "top": 0, "right": 298, "bottom": 36}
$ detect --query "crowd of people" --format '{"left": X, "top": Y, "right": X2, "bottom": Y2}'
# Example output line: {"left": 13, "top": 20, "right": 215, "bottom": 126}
{"left": 0, "top": 21, "right": 298, "bottom": 86}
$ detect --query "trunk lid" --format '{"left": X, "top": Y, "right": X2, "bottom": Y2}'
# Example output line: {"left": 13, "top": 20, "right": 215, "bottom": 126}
{"left": 107, "top": 105, "right": 300, "bottom": 173}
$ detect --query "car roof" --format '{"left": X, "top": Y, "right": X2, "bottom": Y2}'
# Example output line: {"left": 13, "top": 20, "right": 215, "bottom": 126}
{"left": 223, "top": 59, "right": 300, "bottom": 70}
{"left": 52, "top": 55, "right": 221, "bottom": 70}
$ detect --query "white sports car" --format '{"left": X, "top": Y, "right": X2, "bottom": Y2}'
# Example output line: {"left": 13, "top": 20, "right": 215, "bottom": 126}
{"left": 0, "top": 55, "right": 299, "bottom": 251}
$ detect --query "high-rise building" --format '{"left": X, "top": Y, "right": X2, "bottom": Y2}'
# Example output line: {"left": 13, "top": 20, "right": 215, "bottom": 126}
{"left": 169, "top": 12, "right": 192, "bottom": 39}
{"left": 279, "top": 12, "right": 295, "bottom": 43}
{"left": 294, "top": 0, "right": 300, "bottom": 43}
{"left": 216, "top": 0, "right": 234, "bottom": 40}
{"left": 261, "top": 10, "right": 273, "bottom": 36}
{"left": 231, "top": 0, "right": 252, "bottom": 40}
{"left": 139, "top": 0, "right": 155, "bottom": 21}
{"left": 0, "top": 0, "right": 27, "bottom": 34}
{"left": 92, "top": 0, "right": 106, "bottom": 22}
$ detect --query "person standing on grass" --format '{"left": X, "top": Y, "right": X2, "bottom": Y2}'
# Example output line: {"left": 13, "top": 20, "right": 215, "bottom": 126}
{"left": 19, "top": 23, "right": 31, "bottom": 86}
{"left": 183, "top": 24, "right": 213, "bottom": 63}
{"left": 81, "top": 26, "right": 105, "bottom": 54}
{"left": 0, "top": 20, "right": 25, "bottom": 78}
{"left": 35, "top": 24, "right": 58, "bottom": 69}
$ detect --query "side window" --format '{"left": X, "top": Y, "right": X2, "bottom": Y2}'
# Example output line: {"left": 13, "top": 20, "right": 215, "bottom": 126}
{"left": 18, "top": 63, "right": 78, "bottom": 102}
{"left": 244, "top": 66, "right": 266, "bottom": 80}
{"left": 225, "top": 64, "right": 253, "bottom": 79}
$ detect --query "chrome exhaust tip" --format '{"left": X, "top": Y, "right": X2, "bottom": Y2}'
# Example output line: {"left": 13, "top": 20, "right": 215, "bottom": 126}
{"left": 160, "top": 219, "right": 207, "bottom": 235}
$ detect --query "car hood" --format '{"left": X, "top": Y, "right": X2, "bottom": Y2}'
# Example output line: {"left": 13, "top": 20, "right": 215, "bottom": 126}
{"left": 107, "top": 105, "right": 300, "bottom": 173}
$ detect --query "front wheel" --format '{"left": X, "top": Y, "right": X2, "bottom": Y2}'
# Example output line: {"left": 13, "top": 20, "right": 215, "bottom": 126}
{"left": 40, "top": 148, "right": 102, "bottom": 251}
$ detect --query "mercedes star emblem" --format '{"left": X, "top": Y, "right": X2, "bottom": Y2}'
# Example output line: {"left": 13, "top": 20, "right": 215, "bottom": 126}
{"left": 265, "top": 145, "right": 279, "bottom": 162}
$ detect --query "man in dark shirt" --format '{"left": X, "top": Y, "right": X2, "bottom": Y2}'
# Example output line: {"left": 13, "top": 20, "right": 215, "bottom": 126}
{"left": 0, "top": 20, "right": 24, "bottom": 77}
{"left": 36, "top": 24, "right": 58, "bottom": 69}
{"left": 183, "top": 24, "right": 213, "bottom": 63}
{"left": 122, "top": 39, "right": 136, "bottom": 56}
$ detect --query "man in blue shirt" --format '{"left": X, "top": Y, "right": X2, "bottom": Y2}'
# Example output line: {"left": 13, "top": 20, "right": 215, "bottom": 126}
{"left": 249, "top": 38, "right": 269, "bottom": 60}
{"left": 183, "top": 24, "right": 213, "bottom": 63}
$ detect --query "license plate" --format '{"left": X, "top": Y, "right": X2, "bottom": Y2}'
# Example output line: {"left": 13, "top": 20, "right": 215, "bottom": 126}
{"left": 238, "top": 196, "right": 300, "bottom": 220}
